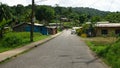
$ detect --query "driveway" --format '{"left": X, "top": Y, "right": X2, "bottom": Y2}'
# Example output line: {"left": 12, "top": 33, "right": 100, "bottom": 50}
{"left": 0, "top": 30, "right": 108, "bottom": 68}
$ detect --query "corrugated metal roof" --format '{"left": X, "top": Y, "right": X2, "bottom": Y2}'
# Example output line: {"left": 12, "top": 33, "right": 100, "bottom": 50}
{"left": 13, "top": 23, "right": 44, "bottom": 28}
{"left": 97, "top": 21, "right": 109, "bottom": 24}
{"left": 95, "top": 23, "right": 120, "bottom": 27}
{"left": 73, "top": 27, "right": 82, "bottom": 29}
{"left": 34, "top": 23, "right": 43, "bottom": 26}
{"left": 28, "top": 23, "right": 43, "bottom": 26}
{"left": 46, "top": 26, "right": 57, "bottom": 28}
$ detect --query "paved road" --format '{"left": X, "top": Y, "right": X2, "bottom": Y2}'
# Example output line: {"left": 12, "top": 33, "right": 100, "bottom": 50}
{"left": 0, "top": 30, "right": 108, "bottom": 68}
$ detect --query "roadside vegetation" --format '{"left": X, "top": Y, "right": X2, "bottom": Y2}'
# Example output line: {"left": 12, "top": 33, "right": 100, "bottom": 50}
{"left": 83, "top": 37, "right": 120, "bottom": 68}
{"left": 0, "top": 32, "right": 49, "bottom": 53}
{"left": 64, "top": 22, "right": 73, "bottom": 28}
{"left": 0, "top": 2, "right": 120, "bottom": 67}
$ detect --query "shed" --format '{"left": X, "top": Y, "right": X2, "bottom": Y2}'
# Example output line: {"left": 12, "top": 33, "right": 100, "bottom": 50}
{"left": 13, "top": 23, "right": 48, "bottom": 35}
{"left": 47, "top": 26, "right": 57, "bottom": 35}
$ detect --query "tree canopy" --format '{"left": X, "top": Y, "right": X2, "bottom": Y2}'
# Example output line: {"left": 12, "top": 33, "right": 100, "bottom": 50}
{"left": 0, "top": 3, "right": 120, "bottom": 27}
{"left": 35, "top": 5, "right": 55, "bottom": 25}
{"left": 106, "top": 12, "right": 120, "bottom": 23}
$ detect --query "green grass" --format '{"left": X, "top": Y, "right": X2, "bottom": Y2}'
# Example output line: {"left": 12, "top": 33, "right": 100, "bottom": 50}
{"left": 0, "top": 47, "right": 13, "bottom": 53}
{"left": 86, "top": 41, "right": 107, "bottom": 54}
{"left": 85, "top": 38, "right": 120, "bottom": 68}
{"left": 0, "top": 32, "right": 49, "bottom": 53}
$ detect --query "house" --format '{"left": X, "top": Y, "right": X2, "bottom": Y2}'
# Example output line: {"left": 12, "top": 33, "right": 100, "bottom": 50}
{"left": 47, "top": 26, "right": 57, "bottom": 35}
{"left": 13, "top": 23, "right": 48, "bottom": 35}
{"left": 95, "top": 23, "right": 120, "bottom": 36}
{"left": 61, "top": 17, "right": 69, "bottom": 22}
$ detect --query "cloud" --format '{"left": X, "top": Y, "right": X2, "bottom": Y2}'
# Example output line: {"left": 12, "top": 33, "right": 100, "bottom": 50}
{"left": 0, "top": 0, "right": 29, "bottom": 6}
{"left": 35, "top": 0, "right": 59, "bottom": 6}
{"left": 0, "top": 0, "right": 120, "bottom": 11}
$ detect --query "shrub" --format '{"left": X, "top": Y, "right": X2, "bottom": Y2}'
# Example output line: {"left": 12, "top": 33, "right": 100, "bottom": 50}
{"left": 81, "top": 33, "right": 87, "bottom": 38}
{"left": 97, "top": 42, "right": 120, "bottom": 68}
{"left": 86, "top": 37, "right": 120, "bottom": 68}
{"left": 2, "top": 32, "right": 22, "bottom": 47}
{"left": 76, "top": 29, "right": 82, "bottom": 36}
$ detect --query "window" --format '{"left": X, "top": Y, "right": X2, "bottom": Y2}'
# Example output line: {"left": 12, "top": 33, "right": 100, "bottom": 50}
{"left": 115, "top": 29, "right": 120, "bottom": 34}
{"left": 101, "top": 29, "right": 108, "bottom": 35}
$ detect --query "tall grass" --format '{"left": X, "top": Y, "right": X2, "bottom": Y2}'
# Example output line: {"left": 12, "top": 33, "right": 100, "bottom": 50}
{"left": 86, "top": 39, "right": 120, "bottom": 68}
{"left": 0, "top": 32, "right": 49, "bottom": 53}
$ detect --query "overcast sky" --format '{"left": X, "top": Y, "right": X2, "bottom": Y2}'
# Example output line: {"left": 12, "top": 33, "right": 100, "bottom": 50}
{"left": 0, "top": 0, "right": 120, "bottom": 12}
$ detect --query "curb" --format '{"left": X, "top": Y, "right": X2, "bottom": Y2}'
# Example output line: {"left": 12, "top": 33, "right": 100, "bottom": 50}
{"left": 0, "top": 32, "right": 62, "bottom": 63}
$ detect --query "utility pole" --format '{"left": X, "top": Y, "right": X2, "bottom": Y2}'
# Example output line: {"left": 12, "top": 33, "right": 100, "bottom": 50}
{"left": 30, "top": 0, "right": 35, "bottom": 42}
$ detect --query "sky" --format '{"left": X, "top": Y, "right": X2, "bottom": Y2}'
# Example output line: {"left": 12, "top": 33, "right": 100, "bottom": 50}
{"left": 0, "top": 0, "right": 120, "bottom": 12}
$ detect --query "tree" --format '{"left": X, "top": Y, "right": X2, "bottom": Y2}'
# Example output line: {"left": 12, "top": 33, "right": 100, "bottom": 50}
{"left": 91, "top": 16, "right": 101, "bottom": 24}
{"left": 69, "top": 12, "right": 79, "bottom": 26}
{"left": 15, "top": 4, "right": 26, "bottom": 22}
{"left": 106, "top": 12, "right": 120, "bottom": 23}
{"left": 54, "top": 4, "right": 62, "bottom": 16}
{"left": 79, "top": 14, "right": 87, "bottom": 24}
{"left": 35, "top": 5, "right": 55, "bottom": 25}
{"left": 0, "top": 3, "right": 12, "bottom": 38}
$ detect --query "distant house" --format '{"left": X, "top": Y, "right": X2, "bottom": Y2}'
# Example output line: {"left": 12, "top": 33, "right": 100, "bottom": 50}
{"left": 95, "top": 23, "right": 120, "bottom": 36}
{"left": 61, "top": 18, "right": 69, "bottom": 22}
{"left": 47, "top": 26, "right": 57, "bottom": 35}
{"left": 13, "top": 23, "right": 48, "bottom": 35}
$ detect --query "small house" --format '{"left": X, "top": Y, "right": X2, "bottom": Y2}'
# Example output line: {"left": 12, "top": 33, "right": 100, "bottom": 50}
{"left": 47, "top": 26, "right": 57, "bottom": 35}
{"left": 95, "top": 23, "right": 120, "bottom": 36}
{"left": 61, "top": 17, "right": 69, "bottom": 22}
{"left": 49, "top": 23, "right": 61, "bottom": 28}
{"left": 13, "top": 23, "right": 48, "bottom": 35}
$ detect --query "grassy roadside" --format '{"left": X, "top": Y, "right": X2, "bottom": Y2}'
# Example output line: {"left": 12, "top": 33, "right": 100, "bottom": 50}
{"left": 0, "top": 32, "right": 49, "bottom": 53}
{"left": 83, "top": 37, "right": 120, "bottom": 68}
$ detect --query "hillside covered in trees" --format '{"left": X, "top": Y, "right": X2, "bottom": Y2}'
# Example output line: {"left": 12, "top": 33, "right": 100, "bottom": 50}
{"left": 0, "top": 3, "right": 120, "bottom": 34}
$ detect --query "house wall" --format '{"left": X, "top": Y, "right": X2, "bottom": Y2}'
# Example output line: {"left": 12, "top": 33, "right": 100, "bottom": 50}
{"left": 95, "top": 27, "right": 120, "bottom": 36}
{"left": 25, "top": 25, "right": 48, "bottom": 35}
{"left": 40, "top": 27, "right": 48, "bottom": 35}
{"left": 48, "top": 28, "right": 57, "bottom": 35}
{"left": 13, "top": 23, "right": 48, "bottom": 35}
{"left": 25, "top": 25, "right": 40, "bottom": 32}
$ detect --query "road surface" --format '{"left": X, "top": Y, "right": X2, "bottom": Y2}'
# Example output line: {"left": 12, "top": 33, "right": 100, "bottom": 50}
{"left": 0, "top": 30, "right": 108, "bottom": 68}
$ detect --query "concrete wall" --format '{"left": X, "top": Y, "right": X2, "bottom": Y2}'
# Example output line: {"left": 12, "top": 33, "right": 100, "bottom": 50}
{"left": 95, "top": 27, "right": 120, "bottom": 36}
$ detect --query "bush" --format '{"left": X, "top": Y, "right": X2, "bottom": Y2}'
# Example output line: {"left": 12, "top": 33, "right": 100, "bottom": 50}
{"left": 91, "top": 41, "right": 120, "bottom": 68}
{"left": 76, "top": 29, "right": 82, "bottom": 36}
{"left": 81, "top": 34, "right": 87, "bottom": 38}
{"left": 1, "top": 32, "right": 32, "bottom": 47}
{"left": 2, "top": 33, "right": 22, "bottom": 47}
{"left": 1, "top": 32, "right": 44, "bottom": 47}
{"left": 0, "top": 32, "right": 49, "bottom": 53}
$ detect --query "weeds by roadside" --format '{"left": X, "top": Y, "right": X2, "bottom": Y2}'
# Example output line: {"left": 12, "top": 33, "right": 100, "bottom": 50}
{"left": 0, "top": 32, "right": 49, "bottom": 53}
{"left": 84, "top": 37, "right": 120, "bottom": 68}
